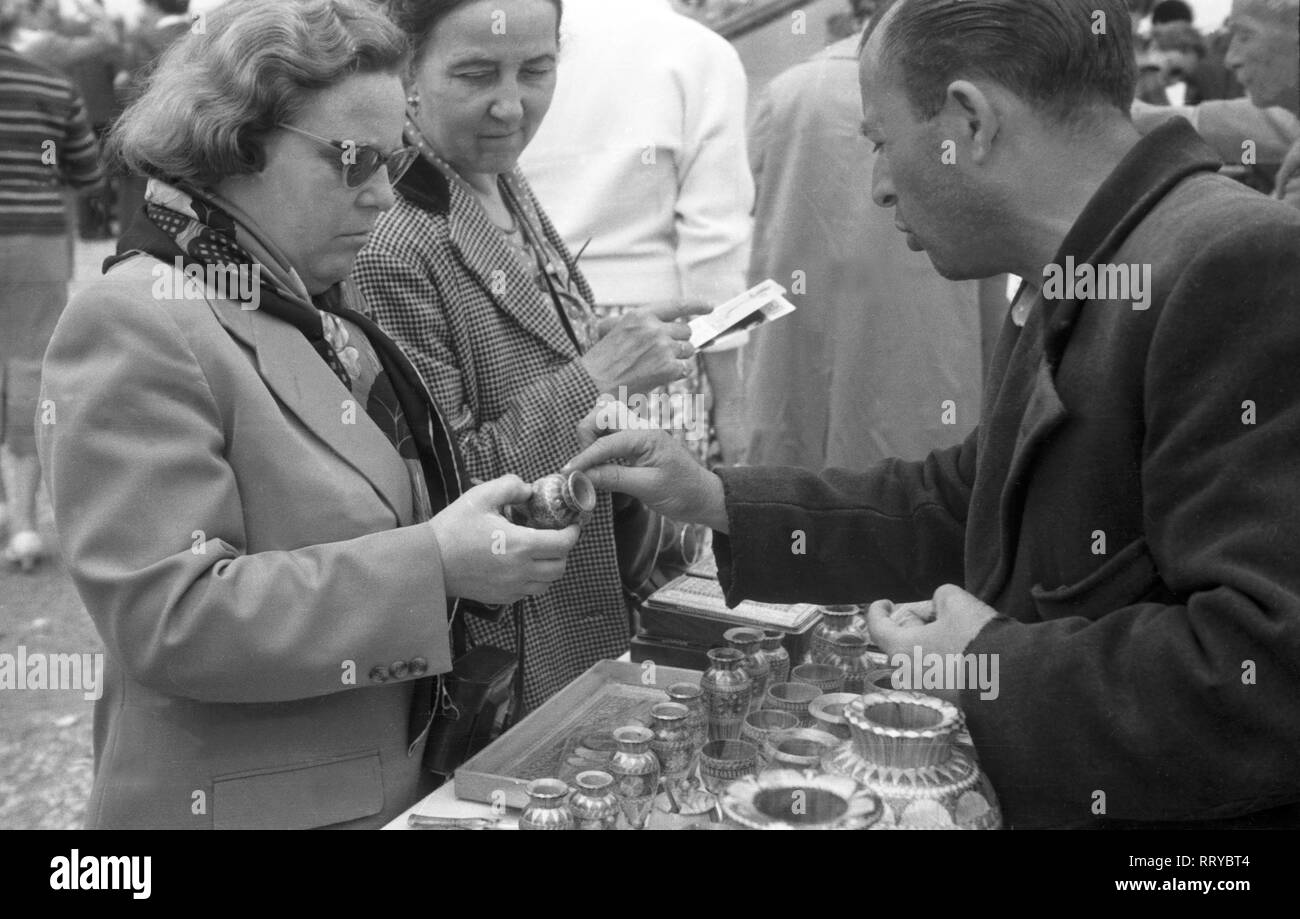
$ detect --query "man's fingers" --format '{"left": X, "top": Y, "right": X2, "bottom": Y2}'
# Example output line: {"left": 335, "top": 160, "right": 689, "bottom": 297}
{"left": 564, "top": 429, "right": 657, "bottom": 474}
{"left": 892, "top": 599, "right": 937, "bottom": 625}
{"left": 575, "top": 406, "right": 607, "bottom": 450}
{"left": 931, "top": 583, "right": 971, "bottom": 618}
{"left": 582, "top": 463, "right": 670, "bottom": 504}
{"left": 866, "top": 600, "right": 903, "bottom": 652}
{"left": 575, "top": 399, "right": 652, "bottom": 450}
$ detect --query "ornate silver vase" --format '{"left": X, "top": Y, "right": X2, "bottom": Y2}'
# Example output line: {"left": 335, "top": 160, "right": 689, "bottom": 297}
{"left": 568, "top": 770, "right": 620, "bottom": 830}
{"left": 821, "top": 690, "right": 1002, "bottom": 829}
{"left": 608, "top": 725, "right": 660, "bottom": 829}
{"left": 518, "top": 778, "right": 574, "bottom": 830}
{"left": 724, "top": 626, "right": 770, "bottom": 714}
{"left": 700, "top": 647, "right": 752, "bottom": 741}
{"left": 808, "top": 604, "right": 868, "bottom": 664}
{"left": 758, "top": 630, "right": 791, "bottom": 685}
{"left": 510, "top": 470, "right": 597, "bottom": 529}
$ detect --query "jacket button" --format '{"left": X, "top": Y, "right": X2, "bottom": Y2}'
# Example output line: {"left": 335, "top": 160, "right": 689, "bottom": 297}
{"left": 369, "top": 666, "right": 390, "bottom": 683}
{"left": 410, "top": 657, "right": 428, "bottom": 675}
{"left": 391, "top": 660, "right": 410, "bottom": 679}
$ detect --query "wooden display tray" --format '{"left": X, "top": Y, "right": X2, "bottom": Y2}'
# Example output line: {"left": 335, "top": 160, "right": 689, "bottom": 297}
{"left": 642, "top": 574, "right": 821, "bottom": 632}
{"left": 454, "top": 659, "right": 701, "bottom": 810}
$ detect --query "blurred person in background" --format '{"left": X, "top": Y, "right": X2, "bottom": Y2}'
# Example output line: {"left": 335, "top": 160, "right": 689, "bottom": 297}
{"left": 742, "top": 0, "right": 995, "bottom": 472}
{"left": 10, "top": 0, "right": 122, "bottom": 237}
{"left": 8, "top": 0, "right": 118, "bottom": 68}
{"left": 1153, "top": 20, "right": 1239, "bottom": 103}
{"left": 39, "top": 0, "right": 578, "bottom": 828}
{"left": 0, "top": 0, "right": 104, "bottom": 569}
{"left": 355, "top": 0, "right": 701, "bottom": 710}
{"left": 1151, "top": 0, "right": 1194, "bottom": 24}
{"left": 519, "top": 0, "right": 754, "bottom": 467}
{"left": 1133, "top": 0, "right": 1299, "bottom": 204}
{"left": 1128, "top": 0, "right": 1157, "bottom": 33}
{"left": 1224, "top": 0, "right": 1299, "bottom": 198}
{"left": 112, "top": 0, "right": 190, "bottom": 231}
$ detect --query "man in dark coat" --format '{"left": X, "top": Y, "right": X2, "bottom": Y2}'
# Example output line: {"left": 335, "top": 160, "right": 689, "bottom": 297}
{"left": 567, "top": 0, "right": 1300, "bottom": 828}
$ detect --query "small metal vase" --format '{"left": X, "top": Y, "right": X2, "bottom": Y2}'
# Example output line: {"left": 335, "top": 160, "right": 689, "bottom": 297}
{"left": 758, "top": 630, "right": 791, "bottom": 685}
{"left": 568, "top": 770, "right": 620, "bottom": 830}
{"left": 608, "top": 725, "right": 660, "bottom": 829}
{"left": 808, "top": 604, "right": 868, "bottom": 664}
{"left": 518, "top": 778, "right": 574, "bottom": 830}
{"left": 510, "top": 470, "right": 597, "bottom": 529}
{"left": 700, "top": 647, "right": 753, "bottom": 741}
{"left": 762, "top": 681, "right": 823, "bottom": 728}
{"left": 821, "top": 690, "right": 1003, "bottom": 829}
{"left": 724, "top": 626, "right": 771, "bottom": 715}
{"left": 826, "top": 633, "right": 874, "bottom": 694}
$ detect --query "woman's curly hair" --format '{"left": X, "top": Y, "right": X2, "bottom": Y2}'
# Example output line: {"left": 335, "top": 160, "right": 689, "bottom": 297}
{"left": 107, "top": 0, "right": 409, "bottom": 186}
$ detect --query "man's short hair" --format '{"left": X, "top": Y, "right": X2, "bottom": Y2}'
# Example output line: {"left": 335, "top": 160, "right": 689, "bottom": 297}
{"left": 864, "top": 0, "right": 1136, "bottom": 127}
{"left": 1151, "top": 0, "right": 1193, "bottom": 24}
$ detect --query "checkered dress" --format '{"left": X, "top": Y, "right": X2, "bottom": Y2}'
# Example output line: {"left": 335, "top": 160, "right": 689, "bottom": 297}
{"left": 352, "top": 158, "right": 629, "bottom": 712}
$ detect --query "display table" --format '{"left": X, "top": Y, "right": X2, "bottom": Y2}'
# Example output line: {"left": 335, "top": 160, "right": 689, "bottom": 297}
{"left": 384, "top": 652, "right": 714, "bottom": 830}
{"left": 384, "top": 779, "right": 515, "bottom": 830}
{"left": 385, "top": 779, "right": 713, "bottom": 830}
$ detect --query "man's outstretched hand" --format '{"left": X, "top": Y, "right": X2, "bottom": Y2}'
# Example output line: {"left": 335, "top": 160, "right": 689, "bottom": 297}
{"left": 866, "top": 585, "right": 1000, "bottom": 705}
{"left": 563, "top": 401, "right": 730, "bottom": 533}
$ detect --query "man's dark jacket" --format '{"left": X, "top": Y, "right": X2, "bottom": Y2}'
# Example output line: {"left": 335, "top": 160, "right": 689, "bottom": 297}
{"left": 714, "top": 121, "right": 1300, "bottom": 828}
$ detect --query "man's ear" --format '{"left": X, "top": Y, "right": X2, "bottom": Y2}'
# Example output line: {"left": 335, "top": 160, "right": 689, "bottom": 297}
{"left": 943, "top": 80, "right": 1000, "bottom": 165}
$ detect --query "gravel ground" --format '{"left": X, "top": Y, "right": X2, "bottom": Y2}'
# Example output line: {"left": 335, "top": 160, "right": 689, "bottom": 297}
{"left": 1, "top": 239, "right": 114, "bottom": 830}
{"left": 0, "top": 497, "right": 99, "bottom": 830}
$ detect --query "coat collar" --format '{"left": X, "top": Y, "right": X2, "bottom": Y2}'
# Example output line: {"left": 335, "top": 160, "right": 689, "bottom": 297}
{"left": 396, "top": 154, "right": 583, "bottom": 359}
{"left": 970, "top": 120, "right": 1221, "bottom": 603}
{"left": 113, "top": 253, "right": 416, "bottom": 527}
{"left": 1039, "top": 118, "right": 1222, "bottom": 368}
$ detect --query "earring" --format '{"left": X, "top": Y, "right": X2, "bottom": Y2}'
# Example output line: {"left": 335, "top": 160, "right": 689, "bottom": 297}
{"left": 406, "top": 90, "right": 420, "bottom": 114}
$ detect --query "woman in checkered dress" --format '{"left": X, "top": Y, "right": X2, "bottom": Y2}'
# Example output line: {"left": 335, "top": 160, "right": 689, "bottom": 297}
{"left": 354, "top": 0, "right": 702, "bottom": 711}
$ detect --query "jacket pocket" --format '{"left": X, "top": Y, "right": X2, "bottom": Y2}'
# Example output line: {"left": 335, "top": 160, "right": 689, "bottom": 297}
{"left": 212, "top": 750, "right": 383, "bottom": 830}
{"left": 1030, "top": 537, "right": 1171, "bottom": 622}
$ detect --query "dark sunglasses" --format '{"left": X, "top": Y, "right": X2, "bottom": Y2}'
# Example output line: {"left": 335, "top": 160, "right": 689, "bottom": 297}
{"left": 278, "top": 123, "right": 419, "bottom": 188}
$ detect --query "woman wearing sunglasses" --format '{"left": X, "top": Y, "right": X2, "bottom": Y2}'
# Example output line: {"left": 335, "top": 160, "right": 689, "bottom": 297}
{"left": 36, "top": 0, "right": 580, "bottom": 829}
{"left": 354, "top": 0, "right": 705, "bottom": 713}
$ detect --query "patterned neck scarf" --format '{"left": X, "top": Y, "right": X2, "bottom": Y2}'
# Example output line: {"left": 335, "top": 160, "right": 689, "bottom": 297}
{"left": 109, "top": 180, "right": 465, "bottom": 524}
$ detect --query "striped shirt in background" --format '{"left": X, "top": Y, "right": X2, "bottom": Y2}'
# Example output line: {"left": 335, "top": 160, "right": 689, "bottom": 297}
{"left": 1, "top": 45, "right": 104, "bottom": 236}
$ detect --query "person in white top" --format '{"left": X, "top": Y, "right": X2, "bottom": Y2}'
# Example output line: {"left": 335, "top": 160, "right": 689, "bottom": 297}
{"left": 519, "top": 0, "right": 754, "bottom": 464}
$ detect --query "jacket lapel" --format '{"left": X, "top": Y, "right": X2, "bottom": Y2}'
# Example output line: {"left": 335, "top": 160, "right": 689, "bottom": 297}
{"left": 971, "top": 122, "right": 1220, "bottom": 601}
{"left": 970, "top": 324, "right": 1068, "bottom": 602}
{"left": 446, "top": 180, "right": 581, "bottom": 359}
{"left": 201, "top": 284, "right": 416, "bottom": 527}
{"left": 399, "top": 155, "right": 581, "bottom": 359}
{"left": 1039, "top": 119, "right": 1222, "bottom": 368}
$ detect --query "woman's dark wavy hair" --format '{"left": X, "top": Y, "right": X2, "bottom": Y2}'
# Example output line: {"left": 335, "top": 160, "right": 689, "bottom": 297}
{"left": 863, "top": 0, "right": 1137, "bottom": 128}
{"left": 106, "top": 0, "right": 409, "bottom": 186}
{"left": 386, "top": 0, "right": 563, "bottom": 62}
